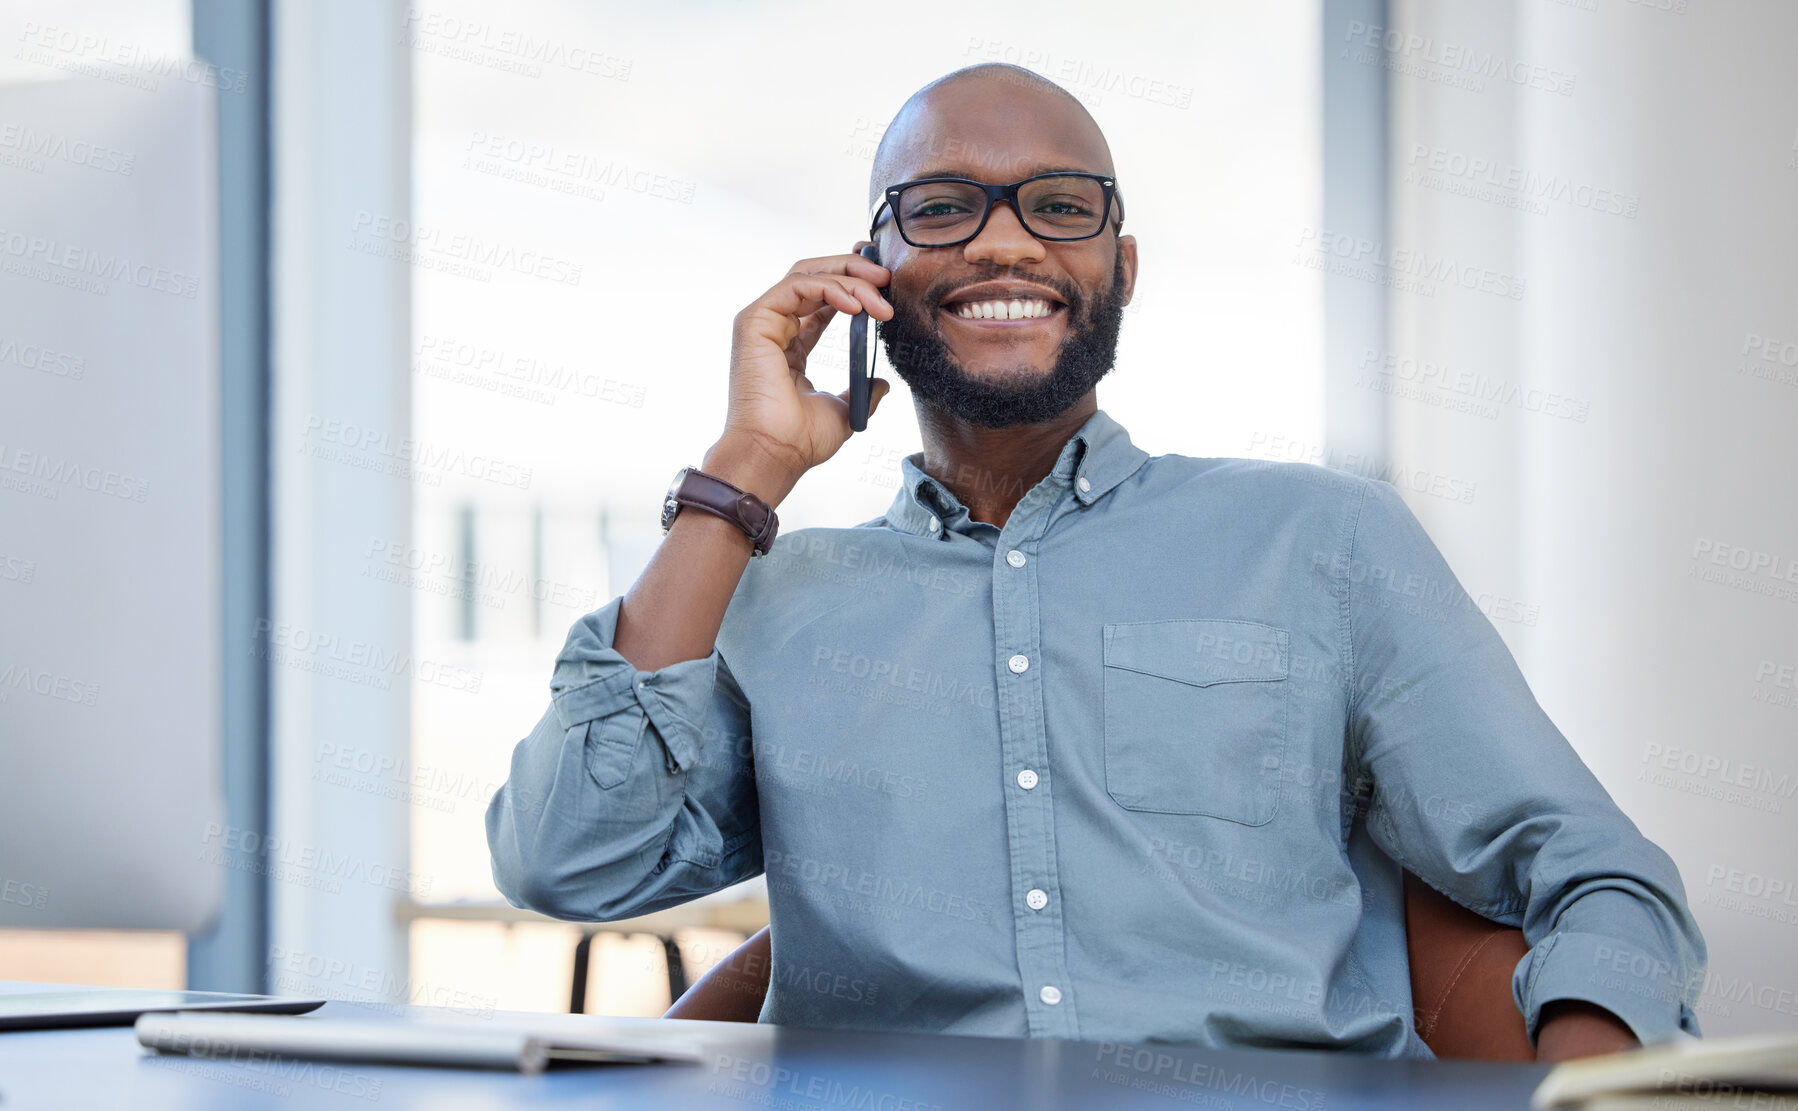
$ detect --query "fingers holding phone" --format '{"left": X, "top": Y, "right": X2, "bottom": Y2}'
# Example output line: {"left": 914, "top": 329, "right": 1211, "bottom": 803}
{"left": 786, "top": 240, "right": 887, "bottom": 373}
{"left": 723, "top": 249, "right": 894, "bottom": 476}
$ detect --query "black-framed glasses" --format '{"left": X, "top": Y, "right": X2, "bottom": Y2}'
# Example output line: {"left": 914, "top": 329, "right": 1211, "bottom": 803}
{"left": 868, "top": 171, "right": 1123, "bottom": 248}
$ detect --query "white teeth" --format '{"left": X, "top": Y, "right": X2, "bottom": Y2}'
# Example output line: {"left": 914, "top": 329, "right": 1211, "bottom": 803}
{"left": 953, "top": 298, "right": 1054, "bottom": 321}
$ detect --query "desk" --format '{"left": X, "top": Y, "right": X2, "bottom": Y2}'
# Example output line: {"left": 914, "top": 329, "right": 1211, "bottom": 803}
{"left": 0, "top": 984, "right": 1551, "bottom": 1110}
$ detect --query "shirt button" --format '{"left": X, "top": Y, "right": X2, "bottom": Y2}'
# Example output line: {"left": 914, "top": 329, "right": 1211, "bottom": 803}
{"left": 1006, "top": 549, "right": 1026, "bottom": 567}
{"left": 927, "top": 517, "right": 940, "bottom": 532}
{"left": 1026, "top": 888, "right": 1048, "bottom": 911}
{"left": 1016, "top": 769, "right": 1039, "bottom": 790}
{"left": 1007, "top": 654, "right": 1029, "bottom": 674}
{"left": 1039, "top": 985, "right": 1062, "bottom": 1005}
{"left": 1076, "top": 476, "right": 1091, "bottom": 493}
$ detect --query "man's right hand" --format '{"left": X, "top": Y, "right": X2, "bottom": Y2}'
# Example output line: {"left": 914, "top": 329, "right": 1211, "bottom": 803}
{"left": 718, "top": 248, "right": 895, "bottom": 482}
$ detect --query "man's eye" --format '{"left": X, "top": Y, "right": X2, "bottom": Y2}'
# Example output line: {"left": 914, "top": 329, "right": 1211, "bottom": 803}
{"left": 1034, "top": 199, "right": 1093, "bottom": 216}
{"left": 912, "top": 201, "right": 971, "bottom": 218}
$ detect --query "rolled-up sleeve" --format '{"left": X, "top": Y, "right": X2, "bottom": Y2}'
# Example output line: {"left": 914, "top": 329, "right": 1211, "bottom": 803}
{"left": 1342, "top": 479, "right": 1706, "bottom": 1046}
{"left": 485, "top": 595, "right": 761, "bottom": 921}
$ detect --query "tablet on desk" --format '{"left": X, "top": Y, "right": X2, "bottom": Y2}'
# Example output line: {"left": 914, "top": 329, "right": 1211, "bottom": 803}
{"left": 0, "top": 988, "right": 326, "bottom": 1031}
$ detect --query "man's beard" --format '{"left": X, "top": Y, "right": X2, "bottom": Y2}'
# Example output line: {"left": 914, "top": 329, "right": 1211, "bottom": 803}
{"left": 876, "top": 252, "right": 1127, "bottom": 429}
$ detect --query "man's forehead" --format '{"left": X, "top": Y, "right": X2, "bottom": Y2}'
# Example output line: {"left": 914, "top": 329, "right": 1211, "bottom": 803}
{"left": 878, "top": 78, "right": 1112, "bottom": 186}
{"left": 882, "top": 130, "right": 1109, "bottom": 186}
{"left": 908, "top": 154, "right": 1104, "bottom": 182}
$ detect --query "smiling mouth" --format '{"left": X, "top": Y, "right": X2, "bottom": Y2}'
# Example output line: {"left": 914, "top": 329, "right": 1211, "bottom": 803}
{"left": 940, "top": 297, "right": 1064, "bottom": 322}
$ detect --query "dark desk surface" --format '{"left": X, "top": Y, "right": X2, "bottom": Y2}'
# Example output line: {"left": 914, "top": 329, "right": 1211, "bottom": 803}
{"left": 0, "top": 982, "right": 1551, "bottom": 1110}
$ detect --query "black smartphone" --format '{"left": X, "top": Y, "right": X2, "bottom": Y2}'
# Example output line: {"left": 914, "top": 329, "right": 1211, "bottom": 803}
{"left": 849, "top": 243, "right": 882, "bottom": 431}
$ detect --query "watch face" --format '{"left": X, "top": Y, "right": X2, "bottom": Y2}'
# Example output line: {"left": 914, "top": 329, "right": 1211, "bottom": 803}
{"left": 661, "top": 468, "right": 688, "bottom": 531}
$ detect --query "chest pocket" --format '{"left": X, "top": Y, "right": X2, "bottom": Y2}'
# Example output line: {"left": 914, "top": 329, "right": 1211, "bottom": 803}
{"left": 1102, "top": 618, "right": 1289, "bottom": 826}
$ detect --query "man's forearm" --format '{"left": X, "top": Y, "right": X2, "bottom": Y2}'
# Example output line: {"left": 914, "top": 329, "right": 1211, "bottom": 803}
{"left": 1536, "top": 999, "right": 1640, "bottom": 1063}
{"left": 614, "top": 436, "right": 803, "bottom": 673}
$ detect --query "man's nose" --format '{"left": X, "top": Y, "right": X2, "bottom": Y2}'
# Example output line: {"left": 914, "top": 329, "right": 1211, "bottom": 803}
{"left": 962, "top": 200, "right": 1046, "bottom": 268}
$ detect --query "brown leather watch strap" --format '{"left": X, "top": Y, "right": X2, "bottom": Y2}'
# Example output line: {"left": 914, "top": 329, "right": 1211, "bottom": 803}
{"left": 661, "top": 466, "right": 780, "bottom": 556}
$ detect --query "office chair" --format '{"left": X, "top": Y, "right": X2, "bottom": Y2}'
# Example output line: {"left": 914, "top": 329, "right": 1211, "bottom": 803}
{"left": 661, "top": 869, "right": 1537, "bottom": 1062}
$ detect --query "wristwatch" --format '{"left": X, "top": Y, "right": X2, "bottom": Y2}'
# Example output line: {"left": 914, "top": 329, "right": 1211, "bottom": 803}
{"left": 661, "top": 466, "right": 780, "bottom": 556}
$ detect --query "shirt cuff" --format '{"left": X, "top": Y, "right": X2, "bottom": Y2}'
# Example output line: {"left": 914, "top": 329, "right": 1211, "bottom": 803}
{"left": 548, "top": 595, "right": 720, "bottom": 771}
{"left": 1513, "top": 929, "right": 1702, "bottom": 1047}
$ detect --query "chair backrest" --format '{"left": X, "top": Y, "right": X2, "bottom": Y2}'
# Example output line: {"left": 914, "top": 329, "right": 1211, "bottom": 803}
{"left": 666, "top": 872, "right": 1537, "bottom": 1061}
{"left": 1401, "top": 870, "right": 1535, "bottom": 1060}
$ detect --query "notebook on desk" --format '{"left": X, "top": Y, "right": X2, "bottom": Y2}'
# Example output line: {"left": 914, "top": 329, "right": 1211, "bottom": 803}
{"left": 1533, "top": 1031, "right": 1798, "bottom": 1109}
{"left": 135, "top": 1011, "right": 707, "bottom": 1074}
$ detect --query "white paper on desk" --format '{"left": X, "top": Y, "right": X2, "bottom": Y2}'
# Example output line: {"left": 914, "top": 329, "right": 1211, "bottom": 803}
{"left": 1532, "top": 1030, "right": 1798, "bottom": 1109}
{"left": 134, "top": 1011, "right": 706, "bottom": 1074}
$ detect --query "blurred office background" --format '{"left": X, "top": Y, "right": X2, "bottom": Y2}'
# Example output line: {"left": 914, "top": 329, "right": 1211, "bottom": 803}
{"left": 1, "top": 0, "right": 1793, "bottom": 1034}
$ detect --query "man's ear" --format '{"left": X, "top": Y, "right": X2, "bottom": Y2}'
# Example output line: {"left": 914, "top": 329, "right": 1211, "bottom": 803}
{"left": 1117, "top": 233, "right": 1139, "bottom": 307}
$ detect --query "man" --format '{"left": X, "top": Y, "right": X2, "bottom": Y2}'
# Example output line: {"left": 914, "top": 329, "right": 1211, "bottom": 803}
{"left": 486, "top": 64, "right": 1704, "bottom": 1061}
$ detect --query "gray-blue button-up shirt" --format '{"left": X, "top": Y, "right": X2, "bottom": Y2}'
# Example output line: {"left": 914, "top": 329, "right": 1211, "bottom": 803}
{"left": 487, "top": 407, "right": 1705, "bottom": 1055}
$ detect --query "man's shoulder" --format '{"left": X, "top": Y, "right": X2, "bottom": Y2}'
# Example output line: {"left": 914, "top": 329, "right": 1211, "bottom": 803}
{"left": 1138, "top": 451, "right": 1378, "bottom": 509}
{"left": 723, "top": 518, "right": 914, "bottom": 602}
{"left": 716, "top": 518, "right": 919, "bottom": 666}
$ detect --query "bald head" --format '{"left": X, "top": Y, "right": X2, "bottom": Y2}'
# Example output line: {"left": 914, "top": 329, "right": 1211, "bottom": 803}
{"left": 869, "top": 64, "right": 1116, "bottom": 209}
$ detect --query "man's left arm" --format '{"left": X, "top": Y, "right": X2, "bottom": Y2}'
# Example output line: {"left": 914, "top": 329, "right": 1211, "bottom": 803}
{"left": 1339, "top": 479, "right": 1707, "bottom": 1055}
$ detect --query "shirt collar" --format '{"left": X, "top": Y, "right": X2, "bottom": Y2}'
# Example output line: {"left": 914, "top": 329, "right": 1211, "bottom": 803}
{"left": 884, "top": 408, "right": 1151, "bottom": 538}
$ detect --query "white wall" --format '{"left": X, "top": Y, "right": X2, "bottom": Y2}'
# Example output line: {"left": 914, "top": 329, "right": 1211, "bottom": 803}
{"left": 1387, "top": 0, "right": 1798, "bottom": 1035}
